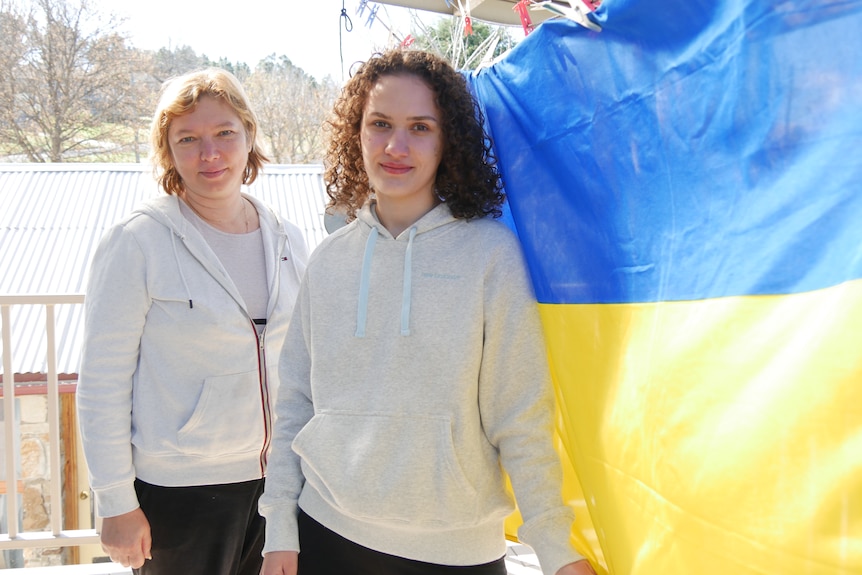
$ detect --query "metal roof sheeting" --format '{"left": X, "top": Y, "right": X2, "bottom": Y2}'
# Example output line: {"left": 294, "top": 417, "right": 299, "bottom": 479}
{"left": 0, "top": 163, "right": 329, "bottom": 376}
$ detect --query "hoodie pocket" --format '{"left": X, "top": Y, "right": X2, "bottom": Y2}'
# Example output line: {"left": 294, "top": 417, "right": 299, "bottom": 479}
{"left": 293, "top": 411, "right": 480, "bottom": 526}
{"left": 177, "top": 370, "right": 264, "bottom": 457}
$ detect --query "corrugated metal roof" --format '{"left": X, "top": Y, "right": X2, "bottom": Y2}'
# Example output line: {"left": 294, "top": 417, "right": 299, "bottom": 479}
{"left": 0, "top": 163, "right": 329, "bottom": 376}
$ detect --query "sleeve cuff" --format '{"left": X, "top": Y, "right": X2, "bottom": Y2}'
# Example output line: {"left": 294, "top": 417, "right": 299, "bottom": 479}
{"left": 94, "top": 482, "right": 140, "bottom": 518}
{"left": 517, "top": 508, "right": 585, "bottom": 575}
{"left": 260, "top": 501, "right": 300, "bottom": 554}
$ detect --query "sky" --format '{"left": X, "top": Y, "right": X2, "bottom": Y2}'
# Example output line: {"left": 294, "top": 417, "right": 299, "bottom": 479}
{"left": 102, "top": 0, "right": 427, "bottom": 83}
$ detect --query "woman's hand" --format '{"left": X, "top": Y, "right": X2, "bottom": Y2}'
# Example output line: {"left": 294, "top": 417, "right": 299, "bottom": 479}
{"left": 260, "top": 550, "right": 299, "bottom": 575}
{"left": 99, "top": 508, "right": 152, "bottom": 568}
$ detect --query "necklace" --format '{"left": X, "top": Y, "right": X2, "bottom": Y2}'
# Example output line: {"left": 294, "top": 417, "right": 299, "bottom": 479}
{"left": 241, "top": 198, "right": 249, "bottom": 233}
{"left": 187, "top": 197, "right": 250, "bottom": 233}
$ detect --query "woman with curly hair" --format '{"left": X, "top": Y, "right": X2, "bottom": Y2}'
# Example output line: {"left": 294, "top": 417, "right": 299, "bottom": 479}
{"left": 260, "top": 49, "right": 596, "bottom": 575}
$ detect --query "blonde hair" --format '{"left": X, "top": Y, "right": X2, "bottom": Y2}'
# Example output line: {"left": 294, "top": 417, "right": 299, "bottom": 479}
{"left": 149, "top": 68, "right": 269, "bottom": 195}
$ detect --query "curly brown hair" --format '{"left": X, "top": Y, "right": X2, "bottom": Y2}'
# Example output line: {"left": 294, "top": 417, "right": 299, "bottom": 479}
{"left": 323, "top": 49, "right": 504, "bottom": 221}
{"left": 149, "top": 68, "right": 269, "bottom": 196}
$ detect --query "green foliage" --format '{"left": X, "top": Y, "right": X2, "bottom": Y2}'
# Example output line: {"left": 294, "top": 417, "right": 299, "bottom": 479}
{"left": 151, "top": 45, "right": 207, "bottom": 83}
{"left": 412, "top": 16, "right": 515, "bottom": 71}
{"left": 204, "top": 57, "right": 252, "bottom": 82}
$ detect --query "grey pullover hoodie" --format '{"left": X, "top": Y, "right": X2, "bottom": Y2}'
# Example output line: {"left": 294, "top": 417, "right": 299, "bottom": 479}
{"left": 260, "top": 201, "right": 583, "bottom": 574}
{"left": 77, "top": 194, "right": 307, "bottom": 519}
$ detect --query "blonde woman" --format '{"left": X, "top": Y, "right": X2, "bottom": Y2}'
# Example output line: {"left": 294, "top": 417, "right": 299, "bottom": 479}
{"left": 77, "top": 68, "right": 308, "bottom": 574}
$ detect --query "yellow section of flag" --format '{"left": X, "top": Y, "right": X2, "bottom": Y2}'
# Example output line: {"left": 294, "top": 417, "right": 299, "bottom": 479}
{"left": 507, "top": 281, "right": 862, "bottom": 574}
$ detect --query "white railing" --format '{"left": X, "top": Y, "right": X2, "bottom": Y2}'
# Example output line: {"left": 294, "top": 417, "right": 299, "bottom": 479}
{"left": 0, "top": 294, "right": 537, "bottom": 574}
{"left": 0, "top": 294, "right": 100, "bottom": 556}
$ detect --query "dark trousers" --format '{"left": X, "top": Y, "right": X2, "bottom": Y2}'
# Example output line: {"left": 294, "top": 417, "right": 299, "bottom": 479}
{"left": 132, "top": 478, "right": 265, "bottom": 575}
{"left": 297, "top": 509, "right": 508, "bottom": 575}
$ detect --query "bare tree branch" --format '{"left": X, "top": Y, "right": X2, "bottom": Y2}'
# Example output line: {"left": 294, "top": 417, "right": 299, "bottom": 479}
{"left": 0, "top": 0, "right": 151, "bottom": 161}
{"left": 245, "top": 55, "right": 339, "bottom": 164}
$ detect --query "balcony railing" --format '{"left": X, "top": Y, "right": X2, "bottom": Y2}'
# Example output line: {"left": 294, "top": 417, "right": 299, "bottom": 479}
{"left": 0, "top": 294, "right": 102, "bottom": 567}
{"left": 0, "top": 294, "right": 540, "bottom": 574}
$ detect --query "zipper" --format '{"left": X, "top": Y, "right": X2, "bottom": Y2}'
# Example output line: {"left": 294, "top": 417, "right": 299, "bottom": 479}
{"left": 255, "top": 320, "right": 272, "bottom": 474}
{"left": 257, "top": 232, "right": 289, "bottom": 473}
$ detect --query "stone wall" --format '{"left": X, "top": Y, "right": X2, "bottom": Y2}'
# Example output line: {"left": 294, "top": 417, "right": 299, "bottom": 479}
{"left": 3, "top": 394, "right": 72, "bottom": 567}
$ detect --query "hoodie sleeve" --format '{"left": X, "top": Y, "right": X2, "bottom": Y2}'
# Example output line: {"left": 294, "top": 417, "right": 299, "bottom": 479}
{"left": 76, "top": 221, "right": 151, "bottom": 518}
{"left": 259, "top": 276, "right": 315, "bottom": 554}
{"left": 477, "top": 230, "right": 585, "bottom": 575}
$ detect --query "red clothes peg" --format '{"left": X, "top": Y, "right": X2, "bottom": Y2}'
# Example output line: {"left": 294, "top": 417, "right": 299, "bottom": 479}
{"left": 513, "top": 0, "right": 535, "bottom": 36}
{"left": 464, "top": 15, "right": 474, "bottom": 35}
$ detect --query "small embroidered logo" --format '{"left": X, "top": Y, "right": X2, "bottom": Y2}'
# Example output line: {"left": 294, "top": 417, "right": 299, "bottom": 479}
{"left": 422, "top": 272, "right": 462, "bottom": 281}
{"left": 281, "top": 256, "right": 289, "bottom": 261}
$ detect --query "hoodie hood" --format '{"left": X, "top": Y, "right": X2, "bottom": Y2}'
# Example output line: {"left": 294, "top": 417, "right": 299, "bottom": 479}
{"left": 132, "top": 193, "right": 290, "bottom": 237}
{"left": 354, "top": 199, "right": 458, "bottom": 240}
{"left": 352, "top": 201, "right": 459, "bottom": 338}
{"left": 131, "top": 193, "right": 295, "bottom": 312}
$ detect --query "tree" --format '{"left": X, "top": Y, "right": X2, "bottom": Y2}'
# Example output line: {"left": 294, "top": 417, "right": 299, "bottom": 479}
{"left": 0, "top": 1, "right": 32, "bottom": 159}
{"left": 204, "top": 57, "right": 252, "bottom": 83}
{"left": 150, "top": 44, "right": 207, "bottom": 85}
{"left": 0, "top": 0, "right": 151, "bottom": 162}
{"left": 244, "top": 55, "right": 339, "bottom": 164}
{"left": 411, "top": 15, "right": 515, "bottom": 71}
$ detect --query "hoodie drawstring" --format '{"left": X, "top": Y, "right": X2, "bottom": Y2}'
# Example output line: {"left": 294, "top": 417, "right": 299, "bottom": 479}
{"left": 400, "top": 227, "right": 417, "bottom": 336}
{"left": 355, "top": 227, "right": 378, "bottom": 337}
{"left": 170, "top": 230, "right": 194, "bottom": 308}
{"left": 355, "top": 225, "right": 416, "bottom": 338}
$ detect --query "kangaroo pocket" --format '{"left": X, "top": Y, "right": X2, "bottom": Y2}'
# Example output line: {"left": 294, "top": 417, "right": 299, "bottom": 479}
{"left": 293, "top": 411, "right": 481, "bottom": 526}
{"left": 177, "top": 370, "right": 264, "bottom": 457}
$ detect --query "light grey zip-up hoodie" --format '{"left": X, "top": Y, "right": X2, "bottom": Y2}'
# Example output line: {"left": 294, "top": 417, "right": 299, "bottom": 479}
{"left": 77, "top": 193, "right": 307, "bottom": 519}
{"left": 260, "top": 201, "right": 583, "bottom": 574}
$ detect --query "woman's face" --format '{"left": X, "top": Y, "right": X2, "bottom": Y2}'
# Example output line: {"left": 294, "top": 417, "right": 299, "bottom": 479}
{"left": 167, "top": 95, "right": 250, "bottom": 203}
{"left": 359, "top": 74, "right": 443, "bottom": 214}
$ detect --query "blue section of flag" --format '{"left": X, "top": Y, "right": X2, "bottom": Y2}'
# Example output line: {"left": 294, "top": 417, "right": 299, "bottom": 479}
{"left": 467, "top": 0, "right": 862, "bottom": 305}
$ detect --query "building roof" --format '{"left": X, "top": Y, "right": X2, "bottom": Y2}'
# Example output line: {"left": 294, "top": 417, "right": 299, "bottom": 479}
{"left": 0, "top": 163, "right": 329, "bottom": 377}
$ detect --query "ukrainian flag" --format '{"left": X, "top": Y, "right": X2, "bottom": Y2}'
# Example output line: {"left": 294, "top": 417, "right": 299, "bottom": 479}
{"left": 467, "top": 1, "right": 862, "bottom": 573}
